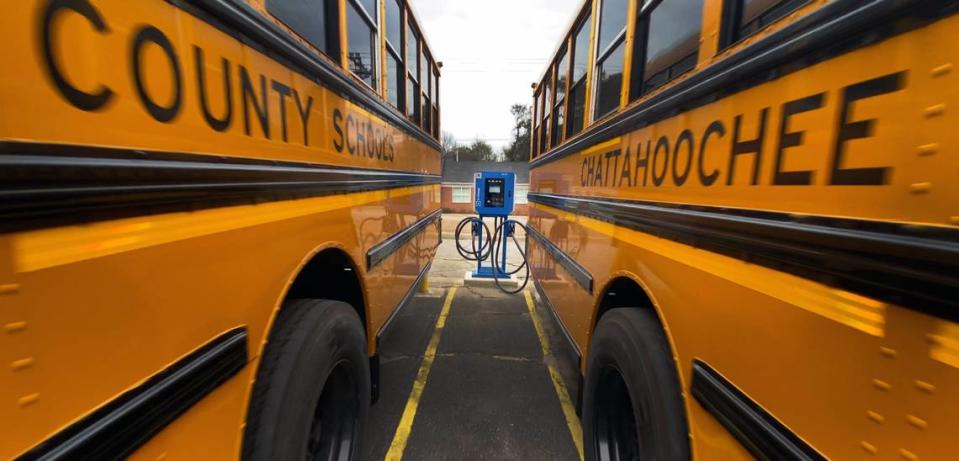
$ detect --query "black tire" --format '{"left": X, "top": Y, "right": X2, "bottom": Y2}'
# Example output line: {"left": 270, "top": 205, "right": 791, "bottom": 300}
{"left": 243, "top": 299, "right": 370, "bottom": 461}
{"left": 583, "top": 308, "right": 690, "bottom": 461}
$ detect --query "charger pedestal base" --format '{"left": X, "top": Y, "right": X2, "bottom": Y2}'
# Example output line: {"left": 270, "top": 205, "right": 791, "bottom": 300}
{"left": 463, "top": 271, "right": 519, "bottom": 289}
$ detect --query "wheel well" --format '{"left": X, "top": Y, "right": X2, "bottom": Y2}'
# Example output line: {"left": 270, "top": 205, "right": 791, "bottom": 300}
{"left": 285, "top": 248, "right": 367, "bottom": 333}
{"left": 594, "top": 276, "right": 655, "bottom": 332}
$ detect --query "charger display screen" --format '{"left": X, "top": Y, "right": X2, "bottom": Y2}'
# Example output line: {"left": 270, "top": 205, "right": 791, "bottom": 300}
{"left": 484, "top": 178, "right": 505, "bottom": 208}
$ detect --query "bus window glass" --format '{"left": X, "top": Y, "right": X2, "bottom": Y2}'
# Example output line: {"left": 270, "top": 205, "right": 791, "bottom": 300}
{"left": 595, "top": 43, "right": 624, "bottom": 118}
{"left": 569, "top": 79, "right": 587, "bottom": 136}
{"left": 643, "top": 0, "right": 703, "bottom": 93}
{"left": 598, "top": 0, "right": 627, "bottom": 53}
{"left": 387, "top": 52, "right": 401, "bottom": 108}
{"left": 552, "top": 105, "right": 565, "bottom": 146}
{"left": 568, "top": 11, "right": 592, "bottom": 136}
{"left": 556, "top": 48, "right": 569, "bottom": 103}
{"left": 421, "top": 50, "right": 428, "bottom": 87}
{"left": 407, "top": 79, "right": 420, "bottom": 122}
{"left": 386, "top": 0, "right": 402, "bottom": 49}
{"left": 594, "top": 0, "right": 627, "bottom": 119}
{"left": 267, "top": 0, "right": 338, "bottom": 57}
{"left": 740, "top": 0, "right": 805, "bottom": 37}
{"left": 357, "top": 0, "right": 376, "bottom": 17}
{"left": 347, "top": 2, "right": 377, "bottom": 89}
{"left": 407, "top": 26, "right": 419, "bottom": 75}
{"left": 571, "top": 14, "right": 592, "bottom": 82}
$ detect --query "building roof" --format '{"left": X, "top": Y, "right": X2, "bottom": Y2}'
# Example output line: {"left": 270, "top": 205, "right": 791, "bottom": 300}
{"left": 441, "top": 160, "right": 530, "bottom": 184}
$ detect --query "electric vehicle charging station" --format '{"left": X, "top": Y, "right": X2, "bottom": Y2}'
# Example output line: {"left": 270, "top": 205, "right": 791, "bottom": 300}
{"left": 455, "top": 171, "right": 531, "bottom": 294}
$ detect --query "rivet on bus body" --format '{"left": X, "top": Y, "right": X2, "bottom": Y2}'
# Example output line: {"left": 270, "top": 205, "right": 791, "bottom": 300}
{"left": 906, "top": 415, "right": 928, "bottom": 430}
{"left": 931, "top": 63, "right": 952, "bottom": 77}
{"left": 872, "top": 379, "right": 892, "bottom": 391}
{"left": 860, "top": 441, "right": 878, "bottom": 455}
{"left": 923, "top": 104, "right": 946, "bottom": 117}
{"left": 917, "top": 144, "right": 938, "bottom": 156}
{"left": 0, "top": 283, "right": 19, "bottom": 295}
{"left": 914, "top": 380, "right": 936, "bottom": 393}
{"left": 866, "top": 411, "right": 885, "bottom": 424}
{"left": 11, "top": 358, "right": 34, "bottom": 370}
{"left": 4, "top": 322, "right": 27, "bottom": 333}
{"left": 18, "top": 393, "right": 39, "bottom": 407}
{"left": 909, "top": 183, "right": 932, "bottom": 194}
{"left": 879, "top": 346, "right": 897, "bottom": 358}
{"left": 899, "top": 448, "right": 920, "bottom": 461}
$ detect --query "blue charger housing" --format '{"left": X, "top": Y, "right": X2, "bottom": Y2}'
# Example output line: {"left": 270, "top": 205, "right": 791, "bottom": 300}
{"left": 473, "top": 172, "right": 515, "bottom": 216}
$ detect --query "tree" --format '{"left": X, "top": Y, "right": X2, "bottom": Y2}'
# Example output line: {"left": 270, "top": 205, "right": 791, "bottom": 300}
{"left": 502, "top": 104, "right": 531, "bottom": 162}
{"left": 441, "top": 131, "right": 457, "bottom": 157}
{"left": 451, "top": 139, "right": 495, "bottom": 162}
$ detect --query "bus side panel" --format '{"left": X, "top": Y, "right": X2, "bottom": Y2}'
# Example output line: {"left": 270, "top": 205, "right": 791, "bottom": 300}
{"left": 0, "top": 0, "right": 441, "bottom": 175}
{"left": 0, "top": 185, "right": 438, "bottom": 459}
{"left": 529, "top": 202, "right": 959, "bottom": 460}
{"left": 528, "top": 14, "right": 959, "bottom": 460}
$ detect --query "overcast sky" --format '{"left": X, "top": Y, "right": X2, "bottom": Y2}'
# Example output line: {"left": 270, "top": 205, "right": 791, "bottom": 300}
{"left": 411, "top": 0, "right": 581, "bottom": 149}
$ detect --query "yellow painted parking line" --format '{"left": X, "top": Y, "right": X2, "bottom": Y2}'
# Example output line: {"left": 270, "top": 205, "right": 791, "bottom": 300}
{"left": 524, "top": 290, "right": 584, "bottom": 461}
{"left": 386, "top": 286, "right": 457, "bottom": 461}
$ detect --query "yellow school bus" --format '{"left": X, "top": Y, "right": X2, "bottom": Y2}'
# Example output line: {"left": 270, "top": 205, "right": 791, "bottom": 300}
{"left": 1, "top": 0, "right": 441, "bottom": 458}
{"left": 527, "top": 0, "right": 959, "bottom": 459}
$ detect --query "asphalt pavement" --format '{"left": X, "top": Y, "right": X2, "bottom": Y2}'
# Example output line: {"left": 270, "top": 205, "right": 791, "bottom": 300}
{"left": 360, "top": 234, "right": 582, "bottom": 461}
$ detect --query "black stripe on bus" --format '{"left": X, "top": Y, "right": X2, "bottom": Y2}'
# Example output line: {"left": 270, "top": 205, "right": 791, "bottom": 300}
{"left": 691, "top": 360, "right": 825, "bottom": 461}
{"left": 17, "top": 328, "right": 248, "bottom": 461}
{"left": 367, "top": 209, "right": 442, "bottom": 270}
{"left": 174, "top": 0, "right": 442, "bottom": 152}
{"left": 528, "top": 193, "right": 959, "bottom": 322}
{"left": 527, "top": 224, "right": 594, "bottom": 294}
{"left": 530, "top": 0, "right": 957, "bottom": 169}
{"left": 0, "top": 143, "right": 440, "bottom": 233}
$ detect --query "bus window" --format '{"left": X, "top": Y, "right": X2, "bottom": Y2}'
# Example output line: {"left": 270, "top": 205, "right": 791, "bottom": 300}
{"left": 385, "top": 0, "right": 404, "bottom": 110}
{"left": 407, "top": 23, "right": 421, "bottom": 122}
{"left": 594, "top": 0, "right": 628, "bottom": 119}
{"left": 346, "top": 0, "right": 378, "bottom": 89}
{"left": 542, "top": 74, "right": 552, "bottom": 151}
{"left": 432, "top": 66, "right": 441, "bottom": 137}
{"left": 266, "top": 0, "right": 340, "bottom": 58}
{"left": 637, "top": 0, "right": 704, "bottom": 95}
{"left": 423, "top": 54, "right": 432, "bottom": 133}
{"left": 723, "top": 0, "right": 808, "bottom": 46}
{"left": 387, "top": 52, "right": 402, "bottom": 108}
{"left": 567, "top": 11, "right": 592, "bottom": 137}
{"left": 552, "top": 48, "right": 568, "bottom": 146}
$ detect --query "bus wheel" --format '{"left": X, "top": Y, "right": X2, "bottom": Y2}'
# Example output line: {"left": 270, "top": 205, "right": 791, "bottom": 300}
{"left": 243, "top": 299, "right": 370, "bottom": 461}
{"left": 583, "top": 308, "right": 690, "bottom": 461}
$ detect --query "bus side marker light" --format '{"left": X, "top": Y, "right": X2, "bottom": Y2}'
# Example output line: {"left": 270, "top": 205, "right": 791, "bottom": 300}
{"left": 909, "top": 182, "right": 932, "bottom": 194}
